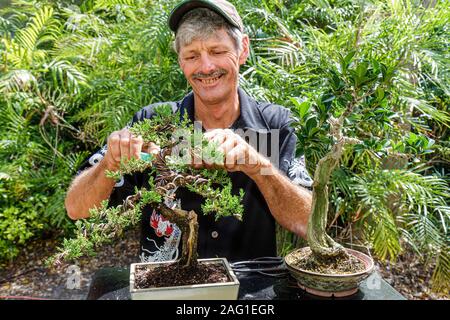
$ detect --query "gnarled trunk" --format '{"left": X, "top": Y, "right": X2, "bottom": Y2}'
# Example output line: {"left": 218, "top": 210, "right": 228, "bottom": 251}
{"left": 158, "top": 205, "right": 199, "bottom": 268}
{"left": 307, "top": 114, "right": 359, "bottom": 261}
{"left": 152, "top": 147, "right": 202, "bottom": 269}
{"left": 307, "top": 141, "right": 346, "bottom": 260}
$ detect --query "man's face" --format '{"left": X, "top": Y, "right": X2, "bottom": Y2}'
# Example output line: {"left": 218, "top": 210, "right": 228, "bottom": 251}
{"left": 178, "top": 28, "right": 249, "bottom": 106}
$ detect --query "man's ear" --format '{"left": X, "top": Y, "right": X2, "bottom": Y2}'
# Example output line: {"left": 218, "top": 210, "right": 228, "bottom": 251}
{"left": 238, "top": 35, "right": 250, "bottom": 66}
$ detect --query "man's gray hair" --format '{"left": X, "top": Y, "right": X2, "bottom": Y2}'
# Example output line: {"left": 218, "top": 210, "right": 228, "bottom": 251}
{"left": 173, "top": 8, "right": 243, "bottom": 54}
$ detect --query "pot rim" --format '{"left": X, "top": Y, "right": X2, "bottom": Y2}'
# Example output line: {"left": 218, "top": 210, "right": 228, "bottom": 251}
{"left": 284, "top": 247, "right": 374, "bottom": 278}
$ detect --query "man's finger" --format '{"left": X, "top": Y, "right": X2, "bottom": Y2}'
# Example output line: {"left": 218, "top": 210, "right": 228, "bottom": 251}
{"left": 247, "top": 147, "right": 259, "bottom": 166}
{"left": 225, "top": 144, "right": 246, "bottom": 168}
{"left": 203, "top": 129, "right": 222, "bottom": 139}
{"left": 119, "top": 131, "right": 131, "bottom": 160}
{"left": 210, "top": 132, "right": 227, "bottom": 146}
{"left": 148, "top": 142, "right": 161, "bottom": 155}
{"left": 217, "top": 136, "right": 236, "bottom": 165}
{"left": 108, "top": 132, "right": 121, "bottom": 163}
{"left": 130, "top": 135, "right": 144, "bottom": 159}
{"left": 192, "top": 154, "right": 204, "bottom": 169}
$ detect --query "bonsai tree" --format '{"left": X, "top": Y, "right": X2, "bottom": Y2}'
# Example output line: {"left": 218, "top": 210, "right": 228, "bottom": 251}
{"left": 49, "top": 104, "right": 244, "bottom": 270}
{"left": 302, "top": 99, "right": 365, "bottom": 273}
{"left": 293, "top": 55, "right": 397, "bottom": 274}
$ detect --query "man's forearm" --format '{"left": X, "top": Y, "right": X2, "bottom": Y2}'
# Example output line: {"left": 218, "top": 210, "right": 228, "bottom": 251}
{"left": 65, "top": 159, "right": 117, "bottom": 220}
{"left": 250, "top": 165, "right": 312, "bottom": 238}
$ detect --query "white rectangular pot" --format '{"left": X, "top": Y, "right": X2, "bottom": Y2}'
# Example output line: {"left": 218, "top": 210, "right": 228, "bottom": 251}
{"left": 129, "top": 258, "right": 240, "bottom": 300}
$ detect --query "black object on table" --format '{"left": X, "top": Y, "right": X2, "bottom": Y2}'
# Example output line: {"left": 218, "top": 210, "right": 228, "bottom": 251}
{"left": 86, "top": 266, "right": 405, "bottom": 300}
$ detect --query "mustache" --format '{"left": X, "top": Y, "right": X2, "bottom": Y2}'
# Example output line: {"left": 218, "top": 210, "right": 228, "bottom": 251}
{"left": 192, "top": 69, "right": 227, "bottom": 79}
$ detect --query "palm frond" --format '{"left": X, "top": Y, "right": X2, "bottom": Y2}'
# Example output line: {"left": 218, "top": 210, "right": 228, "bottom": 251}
{"left": 352, "top": 168, "right": 449, "bottom": 262}
{"left": 14, "top": 6, "right": 59, "bottom": 53}
{"left": 43, "top": 59, "right": 88, "bottom": 94}
{"left": 254, "top": 38, "right": 305, "bottom": 68}
{"left": 369, "top": 209, "right": 403, "bottom": 261}
{"left": 432, "top": 248, "right": 450, "bottom": 293}
{"left": 0, "top": 69, "right": 37, "bottom": 93}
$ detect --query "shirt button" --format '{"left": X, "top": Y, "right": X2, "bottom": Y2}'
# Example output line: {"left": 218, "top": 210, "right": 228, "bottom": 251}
{"left": 211, "top": 231, "right": 219, "bottom": 239}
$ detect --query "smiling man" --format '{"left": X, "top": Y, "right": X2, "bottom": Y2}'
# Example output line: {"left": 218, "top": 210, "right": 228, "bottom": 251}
{"left": 65, "top": 0, "right": 313, "bottom": 263}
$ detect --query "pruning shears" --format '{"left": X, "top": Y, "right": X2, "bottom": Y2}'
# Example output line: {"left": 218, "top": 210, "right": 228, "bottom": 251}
{"left": 140, "top": 152, "right": 153, "bottom": 162}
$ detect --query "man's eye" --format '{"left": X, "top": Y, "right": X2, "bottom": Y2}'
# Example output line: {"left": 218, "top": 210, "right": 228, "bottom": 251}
{"left": 213, "top": 51, "right": 226, "bottom": 55}
{"left": 185, "top": 56, "right": 196, "bottom": 61}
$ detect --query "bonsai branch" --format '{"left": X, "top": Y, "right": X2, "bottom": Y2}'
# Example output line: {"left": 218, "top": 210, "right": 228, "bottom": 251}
{"left": 49, "top": 104, "right": 244, "bottom": 270}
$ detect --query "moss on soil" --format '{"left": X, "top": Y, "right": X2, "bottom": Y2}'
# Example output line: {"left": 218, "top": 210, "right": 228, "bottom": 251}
{"left": 291, "top": 247, "right": 366, "bottom": 275}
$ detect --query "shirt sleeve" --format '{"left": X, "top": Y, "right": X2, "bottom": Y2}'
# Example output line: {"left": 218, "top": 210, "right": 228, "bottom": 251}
{"left": 286, "top": 155, "right": 313, "bottom": 190}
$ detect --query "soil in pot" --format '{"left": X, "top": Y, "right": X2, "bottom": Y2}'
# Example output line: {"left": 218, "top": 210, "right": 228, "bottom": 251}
{"left": 134, "top": 262, "right": 230, "bottom": 289}
{"left": 291, "top": 247, "right": 366, "bottom": 274}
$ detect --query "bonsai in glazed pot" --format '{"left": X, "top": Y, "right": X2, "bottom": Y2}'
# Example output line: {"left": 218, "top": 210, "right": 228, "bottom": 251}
{"left": 285, "top": 110, "right": 375, "bottom": 297}
{"left": 284, "top": 58, "right": 391, "bottom": 297}
{"left": 48, "top": 104, "right": 244, "bottom": 299}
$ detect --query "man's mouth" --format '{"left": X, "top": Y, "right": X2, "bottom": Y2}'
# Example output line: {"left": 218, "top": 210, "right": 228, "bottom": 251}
{"left": 193, "top": 70, "right": 226, "bottom": 86}
{"left": 197, "top": 74, "right": 224, "bottom": 85}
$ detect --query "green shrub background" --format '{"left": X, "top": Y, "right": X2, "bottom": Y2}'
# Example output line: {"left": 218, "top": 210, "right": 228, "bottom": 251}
{"left": 0, "top": 0, "right": 448, "bottom": 292}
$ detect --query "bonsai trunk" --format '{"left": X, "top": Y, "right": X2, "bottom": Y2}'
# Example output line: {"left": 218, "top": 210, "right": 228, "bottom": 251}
{"left": 307, "top": 138, "right": 347, "bottom": 260}
{"left": 307, "top": 112, "right": 360, "bottom": 261}
{"left": 152, "top": 148, "right": 205, "bottom": 269}
{"left": 158, "top": 205, "right": 199, "bottom": 269}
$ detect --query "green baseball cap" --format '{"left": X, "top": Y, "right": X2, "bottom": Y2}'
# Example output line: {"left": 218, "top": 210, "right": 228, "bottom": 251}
{"left": 168, "top": 0, "right": 244, "bottom": 33}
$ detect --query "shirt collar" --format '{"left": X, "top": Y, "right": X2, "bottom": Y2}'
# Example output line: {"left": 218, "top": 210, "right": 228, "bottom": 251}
{"left": 179, "top": 87, "right": 269, "bottom": 130}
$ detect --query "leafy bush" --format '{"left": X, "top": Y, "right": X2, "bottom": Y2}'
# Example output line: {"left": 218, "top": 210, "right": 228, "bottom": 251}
{"left": 238, "top": 0, "right": 449, "bottom": 292}
{"left": 1, "top": 0, "right": 448, "bottom": 292}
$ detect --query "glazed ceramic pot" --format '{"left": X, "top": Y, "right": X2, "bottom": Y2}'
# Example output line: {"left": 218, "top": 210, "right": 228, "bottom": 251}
{"left": 284, "top": 247, "right": 374, "bottom": 297}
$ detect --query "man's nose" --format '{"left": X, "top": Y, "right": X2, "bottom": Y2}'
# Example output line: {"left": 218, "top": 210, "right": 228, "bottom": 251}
{"left": 198, "top": 53, "right": 216, "bottom": 75}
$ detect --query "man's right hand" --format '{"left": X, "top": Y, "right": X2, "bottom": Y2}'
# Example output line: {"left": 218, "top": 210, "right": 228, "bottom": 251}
{"left": 66, "top": 128, "right": 160, "bottom": 220}
{"left": 103, "top": 128, "right": 160, "bottom": 171}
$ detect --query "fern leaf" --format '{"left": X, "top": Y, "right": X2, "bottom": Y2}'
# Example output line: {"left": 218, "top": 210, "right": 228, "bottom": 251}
{"left": 15, "top": 6, "right": 59, "bottom": 52}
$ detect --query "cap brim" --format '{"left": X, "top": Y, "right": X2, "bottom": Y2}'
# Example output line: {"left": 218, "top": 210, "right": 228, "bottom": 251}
{"left": 168, "top": 0, "right": 240, "bottom": 32}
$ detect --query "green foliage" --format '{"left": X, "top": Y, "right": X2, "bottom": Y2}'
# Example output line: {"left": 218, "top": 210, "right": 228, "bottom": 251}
{"left": 240, "top": 0, "right": 449, "bottom": 291}
{"left": 140, "top": 189, "right": 162, "bottom": 207}
{"left": 109, "top": 156, "right": 154, "bottom": 177}
{"left": 187, "top": 175, "right": 244, "bottom": 220}
{"left": 1, "top": 0, "right": 448, "bottom": 292}
{"left": 353, "top": 169, "right": 449, "bottom": 259}
{"left": 129, "top": 104, "right": 180, "bottom": 146}
{"left": 0, "top": 204, "right": 44, "bottom": 260}
{"left": 432, "top": 248, "right": 450, "bottom": 294}
{"left": 50, "top": 105, "right": 244, "bottom": 263}
{"left": 47, "top": 198, "right": 143, "bottom": 265}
